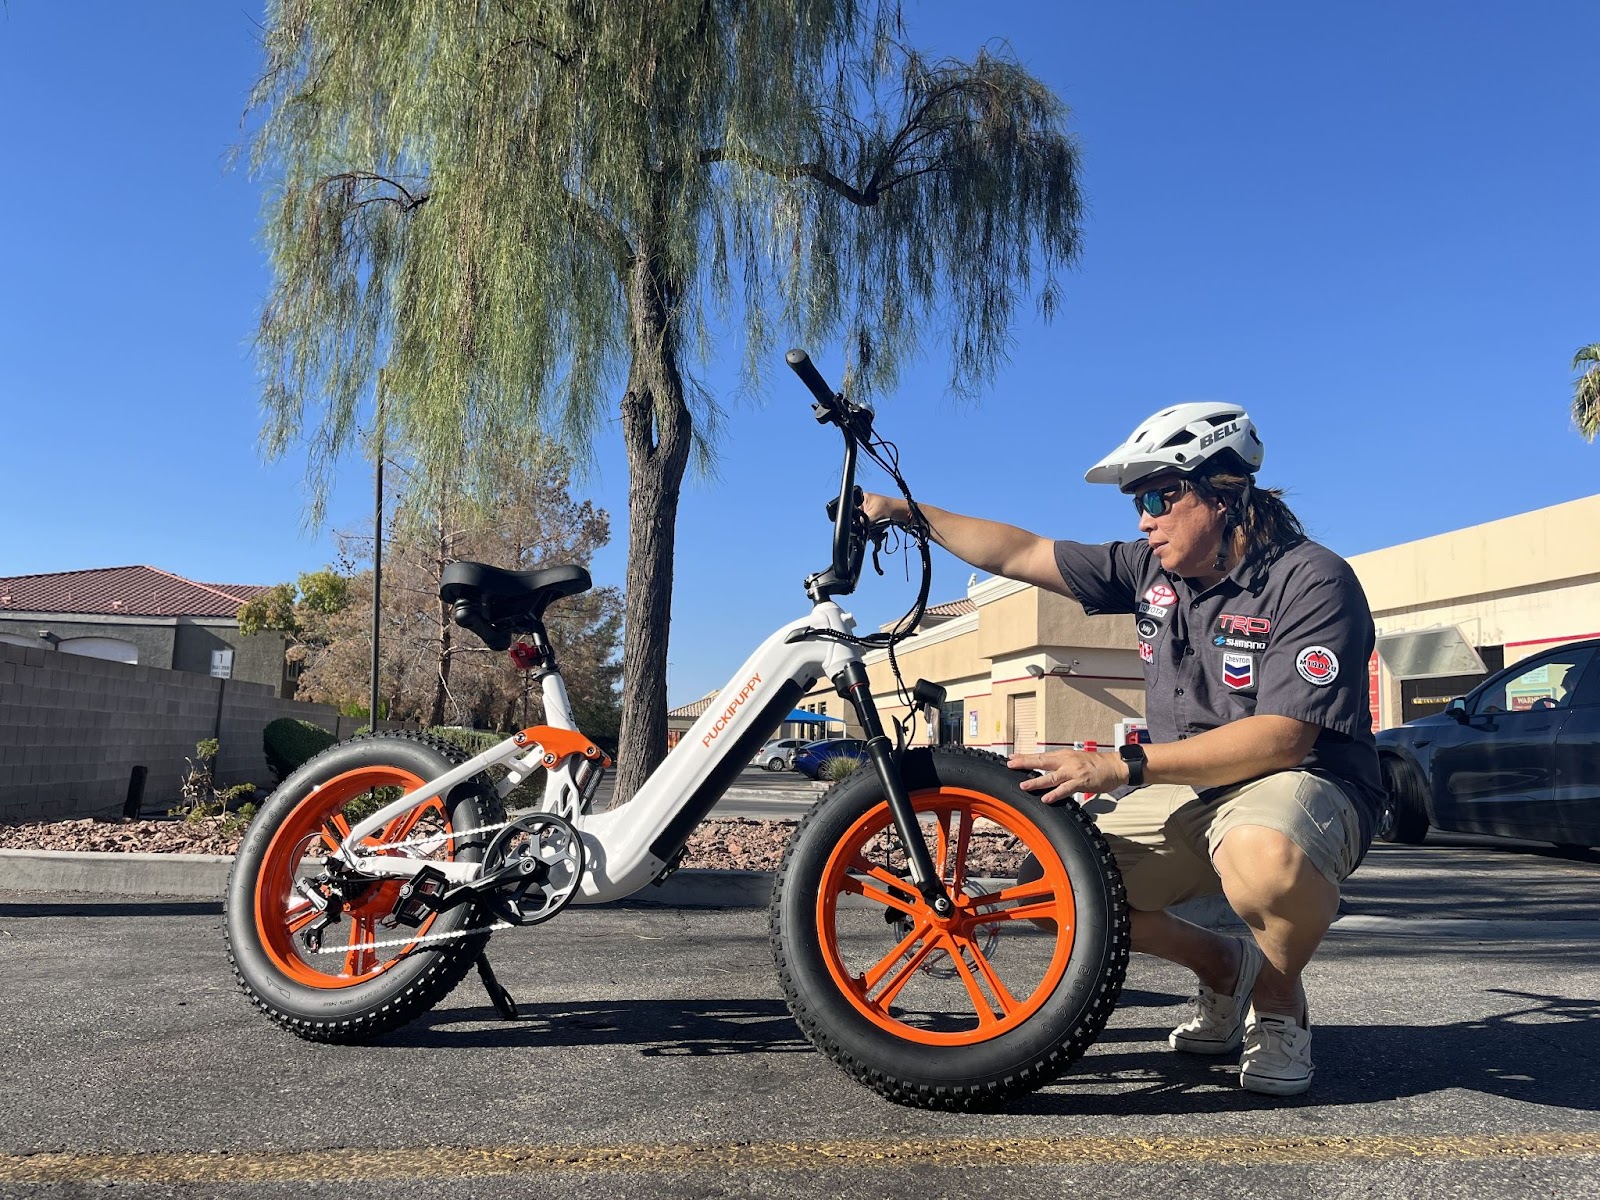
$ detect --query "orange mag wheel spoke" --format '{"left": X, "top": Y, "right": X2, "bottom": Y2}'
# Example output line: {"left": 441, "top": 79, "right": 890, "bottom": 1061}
{"left": 342, "top": 916, "right": 378, "bottom": 978}
{"left": 959, "top": 936, "right": 1020, "bottom": 1015}
{"left": 380, "top": 796, "right": 448, "bottom": 848}
{"left": 818, "top": 786, "right": 1079, "bottom": 1047}
{"left": 949, "top": 943, "right": 1003, "bottom": 1026}
{"left": 255, "top": 765, "right": 447, "bottom": 991}
{"left": 948, "top": 807, "right": 973, "bottom": 891}
{"left": 861, "top": 919, "right": 935, "bottom": 993}
{"left": 871, "top": 935, "right": 947, "bottom": 1008}
{"left": 284, "top": 900, "right": 321, "bottom": 937}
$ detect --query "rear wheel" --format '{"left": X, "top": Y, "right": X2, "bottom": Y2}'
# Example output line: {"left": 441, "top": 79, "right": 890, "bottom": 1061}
{"left": 772, "top": 748, "right": 1128, "bottom": 1110}
{"left": 224, "top": 732, "right": 498, "bottom": 1042}
{"left": 1377, "top": 757, "right": 1429, "bottom": 844}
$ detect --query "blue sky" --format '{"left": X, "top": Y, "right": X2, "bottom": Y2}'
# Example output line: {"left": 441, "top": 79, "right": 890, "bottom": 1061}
{"left": 2, "top": 3, "right": 1597, "bottom": 706}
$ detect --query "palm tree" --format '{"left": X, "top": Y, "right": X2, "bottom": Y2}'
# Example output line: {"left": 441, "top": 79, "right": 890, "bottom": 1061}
{"left": 1572, "top": 344, "right": 1600, "bottom": 441}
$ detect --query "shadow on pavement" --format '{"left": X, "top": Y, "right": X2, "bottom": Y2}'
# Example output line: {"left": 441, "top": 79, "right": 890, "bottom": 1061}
{"left": 387, "top": 997, "right": 814, "bottom": 1057}
{"left": 380, "top": 985, "right": 1599, "bottom": 1117}
{"left": 1018, "top": 986, "right": 1600, "bottom": 1116}
{"left": 0, "top": 899, "right": 223, "bottom": 918}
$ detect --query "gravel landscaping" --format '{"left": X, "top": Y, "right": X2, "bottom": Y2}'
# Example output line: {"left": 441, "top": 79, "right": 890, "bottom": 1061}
{"left": 0, "top": 812, "right": 1031, "bottom": 877}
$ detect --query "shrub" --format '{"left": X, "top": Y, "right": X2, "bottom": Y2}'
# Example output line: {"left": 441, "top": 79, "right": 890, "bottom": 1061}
{"left": 820, "top": 755, "right": 865, "bottom": 782}
{"left": 427, "top": 726, "right": 506, "bottom": 756}
{"left": 263, "top": 717, "right": 337, "bottom": 783}
{"left": 170, "top": 741, "right": 258, "bottom": 822}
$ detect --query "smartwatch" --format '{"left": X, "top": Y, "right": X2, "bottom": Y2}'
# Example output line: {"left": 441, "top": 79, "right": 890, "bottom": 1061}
{"left": 1117, "top": 742, "right": 1147, "bottom": 787}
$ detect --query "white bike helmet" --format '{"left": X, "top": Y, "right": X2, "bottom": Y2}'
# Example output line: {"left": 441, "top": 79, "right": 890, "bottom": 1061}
{"left": 1085, "top": 402, "right": 1264, "bottom": 492}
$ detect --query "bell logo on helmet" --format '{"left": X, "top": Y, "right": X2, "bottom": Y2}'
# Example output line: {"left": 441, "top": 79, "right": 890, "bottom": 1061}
{"left": 1199, "top": 421, "right": 1240, "bottom": 450}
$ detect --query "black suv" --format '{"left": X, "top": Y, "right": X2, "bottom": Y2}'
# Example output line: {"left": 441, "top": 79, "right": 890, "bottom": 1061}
{"left": 1375, "top": 637, "right": 1600, "bottom": 849}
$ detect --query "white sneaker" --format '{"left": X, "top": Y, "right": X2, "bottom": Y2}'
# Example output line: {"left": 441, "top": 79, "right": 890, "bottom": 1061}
{"left": 1168, "top": 937, "right": 1264, "bottom": 1055}
{"left": 1240, "top": 1011, "right": 1314, "bottom": 1096}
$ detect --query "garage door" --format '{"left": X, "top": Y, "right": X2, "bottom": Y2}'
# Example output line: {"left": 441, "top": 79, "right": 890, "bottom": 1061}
{"left": 1009, "top": 693, "right": 1037, "bottom": 755}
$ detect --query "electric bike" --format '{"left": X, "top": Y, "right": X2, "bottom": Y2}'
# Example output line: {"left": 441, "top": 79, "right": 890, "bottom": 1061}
{"left": 224, "top": 350, "right": 1130, "bottom": 1110}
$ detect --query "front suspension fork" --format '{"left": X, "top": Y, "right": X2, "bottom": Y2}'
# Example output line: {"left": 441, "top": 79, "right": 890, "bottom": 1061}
{"left": 832, "top": 661, "right": 953, "bottom": 917}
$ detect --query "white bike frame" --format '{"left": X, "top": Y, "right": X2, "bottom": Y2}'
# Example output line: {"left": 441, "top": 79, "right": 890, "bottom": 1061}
{"left": 338, "top": 600, "right": 865, "bottom": 902}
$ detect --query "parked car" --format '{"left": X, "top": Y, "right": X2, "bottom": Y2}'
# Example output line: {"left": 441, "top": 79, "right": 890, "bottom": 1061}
{"left": 1375, "top": 637, "right": 1600, "bottom": 849}
{"left": 791, "top": 738, "right": 869, "bottom": 780}
{"left": 751, "top": 737, "right": 809, "bottom": 772}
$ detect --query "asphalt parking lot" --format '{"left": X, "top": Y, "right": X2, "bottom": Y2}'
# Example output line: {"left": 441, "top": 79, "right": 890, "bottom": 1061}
{"left": 1, "top": 832, "right": 1598, "bottom": 1199}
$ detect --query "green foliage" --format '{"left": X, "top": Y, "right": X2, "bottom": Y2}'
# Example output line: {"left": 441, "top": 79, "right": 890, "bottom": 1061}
{"left": 820, "top": 754, "right": 864, "bottom": 781}
{"left": 251, "top": 0, "right": 1083, "bottom": 801}
{"left": 427, "top": 726, "right": 505, "bottom": 756}
{"left": 1573, "top": 343, "right": 1600, "bottom": 442}
{"left": 263, "top": 717, "right": 338, "bottom": 783}
{"left": 220, "top": 801, "right": 258, "bottom": 836}
{"left": 171, "top": 740, "right": 258, "bottom": 823}
{"left": 237, "top": 570, "right": 352, "bottom": 637}
{"left": 252, "top": 1, "right": 1082, "bottom": 502}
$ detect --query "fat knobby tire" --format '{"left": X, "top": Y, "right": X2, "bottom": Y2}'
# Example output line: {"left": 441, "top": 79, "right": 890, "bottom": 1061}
{"left": 224, "top": 731, "right": 500, "bottom": 1042}
{"left": 770, "top": 746, "right": 1130, "bottom": 1110}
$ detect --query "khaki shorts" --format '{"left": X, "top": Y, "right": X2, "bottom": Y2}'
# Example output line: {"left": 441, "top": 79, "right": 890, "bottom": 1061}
{"left": 1083, "top": 772, "right": 1363, "bottom": 912}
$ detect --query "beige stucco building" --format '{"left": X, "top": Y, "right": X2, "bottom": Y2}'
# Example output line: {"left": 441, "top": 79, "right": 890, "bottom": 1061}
{"left": 801, "top": 493, "right": 1600, "bottom": 746}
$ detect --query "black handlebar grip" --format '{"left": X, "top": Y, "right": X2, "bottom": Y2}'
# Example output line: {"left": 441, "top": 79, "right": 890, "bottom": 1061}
{"left": 786, "top": 348, "right": 838, "bottom": 407}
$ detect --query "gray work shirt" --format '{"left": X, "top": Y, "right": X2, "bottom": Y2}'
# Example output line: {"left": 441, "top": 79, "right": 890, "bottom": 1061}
{"left": 1053, "top": 536, "right": 1383, "bottom": 849}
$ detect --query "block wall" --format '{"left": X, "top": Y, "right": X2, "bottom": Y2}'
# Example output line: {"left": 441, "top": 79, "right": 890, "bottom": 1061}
{"left": 0, "top": 642, "right": 342, "bottom": 823}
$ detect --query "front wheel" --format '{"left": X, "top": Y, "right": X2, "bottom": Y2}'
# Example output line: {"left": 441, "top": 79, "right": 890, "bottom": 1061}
{"left": 224, "top": 732, "right": 498, "bottom": 1042}
{"left": 771, "top": 747, "right": 1129, "bottom": 1110}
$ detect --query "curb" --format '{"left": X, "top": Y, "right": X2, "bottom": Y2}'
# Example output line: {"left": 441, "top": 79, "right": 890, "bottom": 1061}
{"left": 0, "top": 848, "right": 1239, "bottom": 926}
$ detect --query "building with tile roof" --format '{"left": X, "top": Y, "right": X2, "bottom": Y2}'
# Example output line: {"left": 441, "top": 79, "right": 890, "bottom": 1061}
{"left": 0, "top": 566, "right": 295, "bottom": 695}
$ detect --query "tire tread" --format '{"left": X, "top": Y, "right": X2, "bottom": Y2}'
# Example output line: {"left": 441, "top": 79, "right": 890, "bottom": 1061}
{"left": 770, "top": 745, "right": 1129, "bottom": 1110}
{"left": 223, "top": 730, "right": 501, "bottom": 1043}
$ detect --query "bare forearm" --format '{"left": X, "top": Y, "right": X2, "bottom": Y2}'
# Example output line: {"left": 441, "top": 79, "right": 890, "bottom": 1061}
{"left": 1144, "top": 715, "right": 1320, "bottom": 788}
{"left": 1014, "top": 714, "right": 1321, "bottom": 804}
{"left": 874, "top": 497, "right": 1058, "bottom": 589}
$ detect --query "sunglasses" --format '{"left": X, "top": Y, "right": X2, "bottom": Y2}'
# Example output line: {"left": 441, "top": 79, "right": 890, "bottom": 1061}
{"left": 1132, "top": 482, "right": 1190, "bottom": 517}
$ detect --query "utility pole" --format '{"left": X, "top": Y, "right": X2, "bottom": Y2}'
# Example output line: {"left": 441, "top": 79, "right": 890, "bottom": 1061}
{"left": 370, "top": 414, "right": 384, "bottom": 732}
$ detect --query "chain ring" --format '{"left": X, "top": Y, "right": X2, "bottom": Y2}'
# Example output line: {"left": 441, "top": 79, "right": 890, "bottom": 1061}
{"left": 482, "top": 812, "right": 586, "bottom": 925}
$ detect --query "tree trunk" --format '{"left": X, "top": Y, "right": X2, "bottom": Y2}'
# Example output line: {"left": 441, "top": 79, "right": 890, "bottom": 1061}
{"left": 428, "top": 511, "right": 453, "bottom": 728}
{"left": 613, "top": 245, "right": 692, "bottom": 805}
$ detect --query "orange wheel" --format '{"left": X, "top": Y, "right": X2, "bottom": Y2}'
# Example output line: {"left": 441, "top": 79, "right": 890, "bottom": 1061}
{"left": 253, "top": 765, "right": 453, "bottom": 988}
{"left": 772, "top": 747, "right": 1129, "bottom": 1109}
{"left": 225, "top": 733, "right": 497, "bottom": 1042}
{"left": 815, "top": 787, "right": 1076, "bottom": 1045}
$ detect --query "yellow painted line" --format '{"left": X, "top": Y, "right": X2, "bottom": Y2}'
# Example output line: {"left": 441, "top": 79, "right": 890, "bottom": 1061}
{"left": 3, "top": 1133, "right": 1600, "bottom": 1183}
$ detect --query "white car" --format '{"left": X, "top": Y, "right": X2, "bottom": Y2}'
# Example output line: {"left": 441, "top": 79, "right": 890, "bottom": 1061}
{"left": 751, "top": 738, "right": 808, "bottom": 772}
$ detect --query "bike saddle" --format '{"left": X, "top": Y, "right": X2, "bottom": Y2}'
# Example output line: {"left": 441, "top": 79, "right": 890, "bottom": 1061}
{"left": 439, "top": 562, "right": 592, "bottom": 650}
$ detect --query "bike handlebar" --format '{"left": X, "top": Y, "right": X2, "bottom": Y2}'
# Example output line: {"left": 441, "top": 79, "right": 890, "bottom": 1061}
{"left": 789, "top": 347, "right": 871, "bottom": 590}
{"left": 785, "top": 348, "right": 836, "bottom": 410}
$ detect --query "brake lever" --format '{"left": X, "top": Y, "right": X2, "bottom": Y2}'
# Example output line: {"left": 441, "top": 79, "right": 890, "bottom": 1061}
{"left": 868, "top": 519, "right": 893, "bottom": 577}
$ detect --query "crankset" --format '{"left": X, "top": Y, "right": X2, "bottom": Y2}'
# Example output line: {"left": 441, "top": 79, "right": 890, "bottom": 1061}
{"left": 478, "top": 812, "right": 587, "bottom": 925}
{"left": 381, "top": 811, "right": 588, "bottom": 929}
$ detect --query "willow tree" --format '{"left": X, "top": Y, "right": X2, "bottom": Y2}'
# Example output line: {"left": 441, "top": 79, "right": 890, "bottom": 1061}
{"left": 252, "top": 0, "right": 1084, "bottom": 801}
{"left": 1572, "top": 344, "right": 1600, "bottom": 441}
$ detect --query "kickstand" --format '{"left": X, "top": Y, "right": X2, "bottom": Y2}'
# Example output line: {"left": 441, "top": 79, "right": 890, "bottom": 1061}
{"left": 475, "top": 953, "right": 518, "bottom": 1021}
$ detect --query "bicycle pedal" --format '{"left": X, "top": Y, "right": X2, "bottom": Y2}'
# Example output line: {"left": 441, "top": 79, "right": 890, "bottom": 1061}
{"left": 391, "top": 865, "right": 451, "bottom": 927}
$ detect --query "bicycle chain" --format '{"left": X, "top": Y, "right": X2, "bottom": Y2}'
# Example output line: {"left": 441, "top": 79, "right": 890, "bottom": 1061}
{"left": 312, "top": 918, "right": 515, "bottom": 955}
{"left": 310, "top": 809, "right": 573, "bottom": 956}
